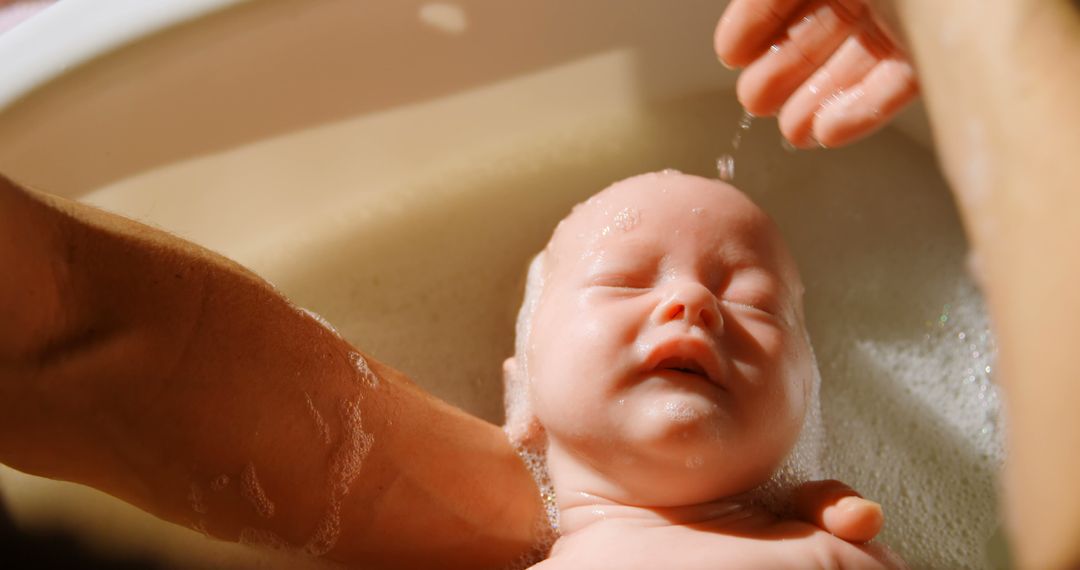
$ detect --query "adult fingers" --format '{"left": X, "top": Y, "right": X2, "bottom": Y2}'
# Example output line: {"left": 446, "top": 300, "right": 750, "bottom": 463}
{"left": 715, "top": 0, "right": 808, "bottom": 68}
{"left": 735, "top": 0, "right": 865, "bottom": 116}
{"left": 777, "top": 31, "right": 882, "bottom": 147}
{"left": 811, "top": 55, "right": 918, "bottom": 148}
{"left": 792, "top": 479, "right": 884, "bottom": 543}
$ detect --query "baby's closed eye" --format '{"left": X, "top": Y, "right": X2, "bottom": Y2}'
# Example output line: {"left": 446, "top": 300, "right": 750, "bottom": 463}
{"left": 721, "top": 297, "right": 778, "bottom": 317}
{"left": 586, "top": 264, "right": 657, "bottom": 288}
{"left": 718, "top": 271, "right": 787, "bottom": 317}
{"left": 587, "top": 273, "right": 654, "bottom": 294}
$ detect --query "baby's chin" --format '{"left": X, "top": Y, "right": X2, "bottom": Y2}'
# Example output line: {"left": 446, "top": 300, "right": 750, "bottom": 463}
{"left": 615, "top": 394, "right": 737, "bottom": 461}
{"left": 621, "top": 376, "right": 734, "bottom": 438}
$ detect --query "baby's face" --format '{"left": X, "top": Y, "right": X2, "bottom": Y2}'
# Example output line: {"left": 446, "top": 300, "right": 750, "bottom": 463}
{"left": 527, "top": 172, "right": 814, "bottom": 505}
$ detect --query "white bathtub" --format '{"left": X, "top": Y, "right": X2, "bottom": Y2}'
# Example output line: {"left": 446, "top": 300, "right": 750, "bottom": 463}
{"left": 0, "top": 1, "right": 1005, "bottom": 568}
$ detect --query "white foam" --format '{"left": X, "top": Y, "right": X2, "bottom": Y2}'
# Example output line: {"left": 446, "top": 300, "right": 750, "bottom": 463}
{"left": 501, "top": 446, "right": 559, "bottom": 570}
{"left": 824, "top": 288, "right": 1003, "bottom": 566}
{"left": 240, "top": 463, "right": 276, "bottom": 519}
{"left": 239, "top": 527, "right": 291, "bottom": 551}
{"left": 304, "top": 391, "right": 333, "bottom": 445}
{"left": 299, "top": 307, "right": 341, "bottom": 337}
{"left": 187, "top": 481, "right": 209, "bottom": 514}
{"left": 348, "top": 351, "right": 380, "bottom": 388}
{"left": 303, "top": 398, "right": 375, "bottom": 557}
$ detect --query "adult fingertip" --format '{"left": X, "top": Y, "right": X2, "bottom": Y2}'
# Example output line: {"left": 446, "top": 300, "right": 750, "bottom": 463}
{"left": 714, "top": 19, "right": 739, "bottom": 69}
{"left": 825, "top": 497, "right": 884, "bottom": 543}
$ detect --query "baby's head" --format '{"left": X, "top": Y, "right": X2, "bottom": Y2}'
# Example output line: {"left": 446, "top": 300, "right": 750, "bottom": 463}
{"left": 505, "top": 171, "right": 820, "bottom": 508}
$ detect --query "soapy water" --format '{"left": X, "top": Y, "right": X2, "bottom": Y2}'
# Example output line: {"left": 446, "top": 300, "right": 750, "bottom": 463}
{"left": 303, "top": 398, "right": 375, "bottom": 557}
{"left": 716, "top": 109, "right": 754, "bottom": 182}
{"left": 188, "top": 482, "right": 209, "bottom": 515}
{"left": 349, "top": 351, "right": 380, "bottom": 388}
{"left": 230, "top": 398, "right": 376, "bottom": 559}
{"left": 718, "top": 109, "right": 799, "bottom": 182}
{"left": 239, "top": 527, "right": 291, "bottom": 552}
{"left": 299, "top": 307, "right": 341, "bottom": 337}
{"left": 503, "top": 447, "right": 560, "bottom": 570}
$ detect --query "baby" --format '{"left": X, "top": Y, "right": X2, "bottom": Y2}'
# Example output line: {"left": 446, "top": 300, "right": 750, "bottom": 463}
{"left": 503, "top": 171, "right": 902, "bottom": 569}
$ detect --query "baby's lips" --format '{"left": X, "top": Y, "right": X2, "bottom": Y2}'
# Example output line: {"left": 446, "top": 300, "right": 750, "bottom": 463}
{"left": 642, "top": 336, "right": 726, "bottom": 390}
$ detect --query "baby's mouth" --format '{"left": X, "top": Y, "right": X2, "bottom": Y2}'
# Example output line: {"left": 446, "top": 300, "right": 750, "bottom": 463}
{"left": 655, "top": 356, "right": 709, "bottom": 380}
{"left": 643, "top": 338, "right": 725, "bottom": 389}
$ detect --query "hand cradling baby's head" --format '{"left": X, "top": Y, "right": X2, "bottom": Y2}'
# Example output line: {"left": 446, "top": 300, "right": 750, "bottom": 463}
{"left": 505, "top": 171, "right": 820, "bottom": 508}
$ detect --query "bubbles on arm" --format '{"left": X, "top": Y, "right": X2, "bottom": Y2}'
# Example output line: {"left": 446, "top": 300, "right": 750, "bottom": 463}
{"left": 241, "top": 462, "right": 277, "bottom": 519}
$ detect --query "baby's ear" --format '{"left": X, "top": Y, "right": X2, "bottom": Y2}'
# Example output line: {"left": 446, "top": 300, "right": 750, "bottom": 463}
{"left": 501, "top": 357, "right": 544, "bottom": 447}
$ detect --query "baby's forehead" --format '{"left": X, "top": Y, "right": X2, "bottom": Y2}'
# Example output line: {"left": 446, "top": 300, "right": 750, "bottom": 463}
{"left": 549, "top": 173, "right": 781, "bottom": 263}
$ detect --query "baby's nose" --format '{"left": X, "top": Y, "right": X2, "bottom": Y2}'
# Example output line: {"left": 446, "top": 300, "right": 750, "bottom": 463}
{"left": 652, "top": 281, "right": 723, "bottom": 333}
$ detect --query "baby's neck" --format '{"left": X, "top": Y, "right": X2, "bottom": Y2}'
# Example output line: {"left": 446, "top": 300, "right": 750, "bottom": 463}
{"left": 557, "top": 491, "right": 758, "bottom": 536}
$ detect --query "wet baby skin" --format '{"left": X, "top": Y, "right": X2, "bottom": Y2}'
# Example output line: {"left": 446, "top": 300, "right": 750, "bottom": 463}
{"left": 507, "top": 172, "right": 902, "bottom": 569}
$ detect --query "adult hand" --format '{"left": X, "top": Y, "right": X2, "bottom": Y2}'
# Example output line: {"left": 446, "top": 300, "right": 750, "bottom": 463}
{"left": 714, "top": 0, "right": 918, "bottom": 148}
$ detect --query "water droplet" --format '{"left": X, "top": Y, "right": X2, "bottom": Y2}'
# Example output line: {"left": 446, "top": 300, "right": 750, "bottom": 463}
{"left": 731, "top": 109, "right": 754, "bottom": 150}
{"left": 716, "top": 154, "right": 735, "bottom": 181}
{"left": 612, "top": 207, "right": 640, "bottom": 232}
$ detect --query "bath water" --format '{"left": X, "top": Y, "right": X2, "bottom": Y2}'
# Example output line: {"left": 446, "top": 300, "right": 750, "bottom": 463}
{"left": 718, "top": 109, "right": 801, "bottom": 182}
{"left": 716, "top": 109, "right": 754, "bottom": 182}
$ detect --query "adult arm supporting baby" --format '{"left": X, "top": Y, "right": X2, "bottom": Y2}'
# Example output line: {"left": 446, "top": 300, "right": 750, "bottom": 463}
{"left": 0, "top": 174, "right": 544, "bottom": 569}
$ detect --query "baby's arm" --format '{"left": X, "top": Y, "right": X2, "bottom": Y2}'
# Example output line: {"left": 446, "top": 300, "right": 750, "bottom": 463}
{"left": 0, "top": 175, "right": 543, "bottom": 569}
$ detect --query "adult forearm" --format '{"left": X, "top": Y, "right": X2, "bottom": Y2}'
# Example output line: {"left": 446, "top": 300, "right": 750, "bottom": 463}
{"left": 892, "top": 2, "right": 1080, "bottom": 567}
{"left": 0, "top": 175, "right": 543, "bottom": 568}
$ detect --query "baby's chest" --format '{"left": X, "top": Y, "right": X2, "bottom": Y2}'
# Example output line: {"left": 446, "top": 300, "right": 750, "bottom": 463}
{"left": 545, "top": 525, "right": 840, "bottom": 570}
